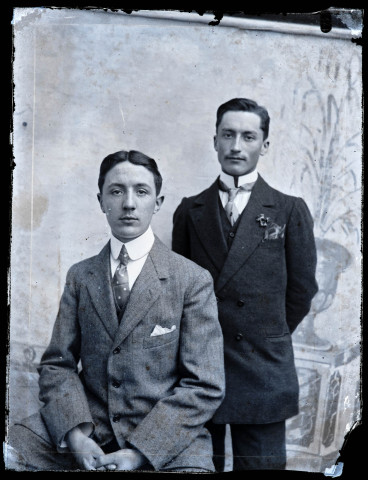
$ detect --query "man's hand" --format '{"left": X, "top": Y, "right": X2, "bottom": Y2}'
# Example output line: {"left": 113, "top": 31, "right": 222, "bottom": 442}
{"left": 95, "top": 448, "right": 147, "bottom": 471}
{"left": 65, "top": 425, "right": 107, "bottom": 471}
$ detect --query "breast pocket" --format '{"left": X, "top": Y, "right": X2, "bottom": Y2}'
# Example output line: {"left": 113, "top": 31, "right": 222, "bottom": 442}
{"left": 258, "top": 239, "right": 285, "bottom": 249}
{"left": 143, "top": 324, "right": 180, "bottom": 349}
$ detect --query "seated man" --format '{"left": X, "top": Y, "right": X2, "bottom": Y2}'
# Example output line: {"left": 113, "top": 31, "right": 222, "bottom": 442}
{"left": 7, "top": 150, "right": 225, "bottom": 472}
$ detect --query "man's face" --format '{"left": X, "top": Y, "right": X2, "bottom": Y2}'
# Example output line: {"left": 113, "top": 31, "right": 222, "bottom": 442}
{"left": 98, "top": 162, "right": 163, "bottom": 243}
{"left": 214, "top": 110, "right": 269, "bottom": 176}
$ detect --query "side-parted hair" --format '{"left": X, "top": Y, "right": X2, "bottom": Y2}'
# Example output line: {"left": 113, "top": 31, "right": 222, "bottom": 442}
{"left": 216, "top": 98, "right": 270, "bottom": 140}
{"left": 98, "top": 150, "right": 163, "bottom": 195}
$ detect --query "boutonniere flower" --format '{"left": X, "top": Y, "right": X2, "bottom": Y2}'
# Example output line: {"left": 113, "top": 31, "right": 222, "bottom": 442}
{"left": 256, "top": 214, "right": 270, "bottom": 227}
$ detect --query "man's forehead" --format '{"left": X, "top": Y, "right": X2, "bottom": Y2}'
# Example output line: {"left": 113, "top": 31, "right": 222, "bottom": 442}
{"left": 219, "top": 110, "right": 262, "bottom": 130}
{"left": 103, "top": 163, "right": 154, "bottom": 185}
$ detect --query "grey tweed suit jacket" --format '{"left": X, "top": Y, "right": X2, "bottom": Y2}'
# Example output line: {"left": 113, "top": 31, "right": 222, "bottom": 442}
{"left": 172, "top": 175, "right": 318, "bottom": 425}
{"left": 20, "top": 236, "right": 225, "bottom": 471}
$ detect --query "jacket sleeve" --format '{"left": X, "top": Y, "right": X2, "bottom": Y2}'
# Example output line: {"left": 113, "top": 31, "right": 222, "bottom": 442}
{"left": 285, "top": 197, "right": 319, "bottom": 333}
{"left": 172, "top": 197, "right": 191, "bottom": 258}
{"left": 37, "top": 265, "right": 94, "bottom": 450}
{"left": 125, "top": 268, "right": 225, "bottom": 470}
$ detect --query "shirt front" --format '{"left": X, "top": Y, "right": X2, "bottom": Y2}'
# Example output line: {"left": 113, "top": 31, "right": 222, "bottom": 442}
{"left": 110, "top": 226, "right": 155, "bottom": 289}
{"left": 218, "top": 169, "right": 258, "bottom": 215}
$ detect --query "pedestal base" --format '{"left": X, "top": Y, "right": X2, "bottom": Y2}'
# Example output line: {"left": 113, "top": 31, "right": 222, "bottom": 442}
{"left": 286, "top": 341, "right": 360, "bottom": 472}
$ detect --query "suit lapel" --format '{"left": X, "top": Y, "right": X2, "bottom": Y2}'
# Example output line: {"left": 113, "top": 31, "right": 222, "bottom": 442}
{"left": 112, "top": 237, "right": 168, "bottom": 348}
{"left": 216, "top": 176, "right": 277, "bottom": 293}
{"left": 188, "top": 180, "right": 228, "bottom": 272}
{"left": 85, "top": 242, "right": 119, "bottom": 340}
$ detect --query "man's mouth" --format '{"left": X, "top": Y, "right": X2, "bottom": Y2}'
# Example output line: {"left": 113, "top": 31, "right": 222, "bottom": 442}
{"left": 226, "top": 156, "right": 246, "bottom": 161}
{"left": 120, "top": 216, "right": 138, "bottom": 221}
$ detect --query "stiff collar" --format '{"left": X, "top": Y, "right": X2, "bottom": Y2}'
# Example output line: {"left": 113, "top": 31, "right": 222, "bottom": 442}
{"left": 219, "top": 169, "right": 258, "bottom": 189}
{"left": 110, "top": 226, "right": 155, "bottom": 261}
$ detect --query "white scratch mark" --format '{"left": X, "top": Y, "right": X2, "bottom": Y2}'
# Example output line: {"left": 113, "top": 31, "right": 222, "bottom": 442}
{"left": 343, "top": 395, "right": 351, "bottom": 410}
{"left": 117, "top": 96, "right": 126, "bottom": 131}
{"left": 28, "top": 27, "right": 37, "bottom": 329}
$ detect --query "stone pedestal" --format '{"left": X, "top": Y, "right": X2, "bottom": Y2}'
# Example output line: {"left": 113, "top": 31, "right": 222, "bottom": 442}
{"left": 286, "top": 342, "right": 360, "bottom": 472}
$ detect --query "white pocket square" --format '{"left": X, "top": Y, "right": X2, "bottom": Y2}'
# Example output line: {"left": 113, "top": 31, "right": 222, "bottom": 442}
{"left": 150, "top": 325, "right": 177, "bottom": 337}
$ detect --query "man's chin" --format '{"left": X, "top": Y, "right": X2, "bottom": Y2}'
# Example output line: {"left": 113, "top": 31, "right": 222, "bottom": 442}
{"left": 113, "top": 228, "right": 141, "bottom": 243}
{"left": 222, "top": 167, "right": 251, "bottom": 177}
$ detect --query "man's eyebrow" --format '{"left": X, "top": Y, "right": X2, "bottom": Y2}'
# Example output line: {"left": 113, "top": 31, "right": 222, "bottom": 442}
{"left": 106, "top": 182, "right": 124, "bottom": 188}
{"left": 107, "top": 182, "right": 152, "bottom": 188}
{"left": 221, "top": 128, "right": 258, "bottom": 134}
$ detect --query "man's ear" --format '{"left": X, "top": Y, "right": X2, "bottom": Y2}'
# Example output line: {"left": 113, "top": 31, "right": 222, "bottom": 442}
{"left": 260, "top": 140, "right": 270, "bottom": 156}
{"left": 97, "top": 192, "right": 105, "bottom": 213}
{"left": 214, "top": 135, "right": 218, "bottom": 152}
{"left": 153, "top": 195, "right": 165, "bottom": 214}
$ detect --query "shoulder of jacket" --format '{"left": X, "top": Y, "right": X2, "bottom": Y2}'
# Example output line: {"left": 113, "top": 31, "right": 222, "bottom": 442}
{"left": 66, "top": 251, "right": 101, "bottom": 276}
{"left": 261, "top": 179, "right": 295, "bottom": 200}
{"left": 262, "top": 180, "right": 302, "bottom": 207}
{"left": 168, "top": 247, "right": 211, "bottom": 276}
{"left": 270, "top": 188, "right": 312, "bottom": 223}
{"left": 180, "top": 184, "right": 216, "bottom": 208}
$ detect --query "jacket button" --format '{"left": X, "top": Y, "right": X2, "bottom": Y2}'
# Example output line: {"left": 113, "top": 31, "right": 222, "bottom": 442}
{"left": 237, "top": 300, "right": 245, "bottom": 307}
{"left": 113, "top": 347, "right": 121, "bottom": 354}
{"left": 229, "top": 232, "right": 235, "bottom": 238}
{"left": 236, "top": 333, "right": 243, "bottom": 341}
{"left": 112, "top": 414, "right": 121, "bottom": 423}
{"left": 112, "top": 381, "right": 121, "bottom": 388}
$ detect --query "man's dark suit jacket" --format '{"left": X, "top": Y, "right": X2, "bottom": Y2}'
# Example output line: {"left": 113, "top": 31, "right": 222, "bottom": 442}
{"left": 172, "top": 175, "right": 318, "bottom": 425}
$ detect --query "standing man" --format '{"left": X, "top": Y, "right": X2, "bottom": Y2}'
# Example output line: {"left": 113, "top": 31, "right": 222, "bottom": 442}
{"left": 7, "top": 150, "right": 225, "bottom": 472}
{"left": 172, "top": 98, "right": 318, "bottom": 471}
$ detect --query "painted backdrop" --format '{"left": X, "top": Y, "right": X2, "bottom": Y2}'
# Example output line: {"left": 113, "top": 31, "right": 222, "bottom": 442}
{"left": 9, "top": 9, "right": 362, "bottom": 473}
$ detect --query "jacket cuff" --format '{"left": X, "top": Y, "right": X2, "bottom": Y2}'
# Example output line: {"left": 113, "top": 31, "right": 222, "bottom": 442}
{"left": 58, "top": 422, "right": 95, "bottom": 451}
{"left": 40, "top": 400, "right": 94, "bottom": 451}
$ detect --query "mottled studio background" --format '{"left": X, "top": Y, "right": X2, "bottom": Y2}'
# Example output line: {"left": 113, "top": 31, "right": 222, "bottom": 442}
{"left": 8, "top": 9, "right": 362, "bottom": 473}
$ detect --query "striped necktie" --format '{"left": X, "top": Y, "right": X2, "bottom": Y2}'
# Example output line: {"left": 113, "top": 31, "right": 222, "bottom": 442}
{"left": 218, "top": 179, "right": 255, "bottom": 226}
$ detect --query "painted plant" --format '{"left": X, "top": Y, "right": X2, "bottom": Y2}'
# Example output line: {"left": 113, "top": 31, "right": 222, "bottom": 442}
{"left": 292, "top": 52, "right": 361, "bottom": 349}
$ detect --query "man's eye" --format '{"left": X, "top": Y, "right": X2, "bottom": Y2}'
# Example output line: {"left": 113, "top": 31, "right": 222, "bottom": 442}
{"left": 137, "top": 189, "right": 148, "bottom": 195}
{"left": 223, "top": 133, "right": 233, "bottom": 138}
{"left": 112, "top": 190, "right": 123, "bottom": 195}
{"left": 244, "top": 136, "right": 255, "bottom": 141}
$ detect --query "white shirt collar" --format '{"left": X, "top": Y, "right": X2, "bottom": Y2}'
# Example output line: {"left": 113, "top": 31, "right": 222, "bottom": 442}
{"left": 110, "top": 226, "right": 155, "bottom": 261}
{"left": 219, "top": 169, "right": 258, "bottom": 189}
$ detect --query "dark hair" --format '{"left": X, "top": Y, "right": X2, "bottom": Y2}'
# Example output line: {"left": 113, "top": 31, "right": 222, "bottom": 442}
{"left": 98, "top": 150, "right": 163, "bottom": 194}
{"left": 216, "top": 98, "right": 270, "bottom": 140}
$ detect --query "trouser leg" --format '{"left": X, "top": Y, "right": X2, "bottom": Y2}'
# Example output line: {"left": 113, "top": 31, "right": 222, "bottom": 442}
{"left": 205, "top": 421, "right": 226, "bottom": 473}
{"left": 6, "top": 423, "right": 80, "bottom": 471}
{"left": 230, "top": 421, "right": 286, "bottom": 471}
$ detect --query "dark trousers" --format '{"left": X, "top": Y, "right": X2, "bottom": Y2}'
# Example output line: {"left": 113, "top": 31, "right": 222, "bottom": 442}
{"left": 206, "top": 421, "right": 286, "bottom": 471}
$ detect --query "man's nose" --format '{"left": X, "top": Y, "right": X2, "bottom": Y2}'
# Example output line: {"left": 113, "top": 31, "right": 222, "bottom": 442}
{"left": 231, "top": 135, "right": 242, "bottom": 152}
{"left": 123, "top": 191, "right": 136, "bottom": 209}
